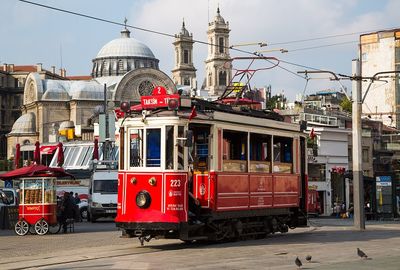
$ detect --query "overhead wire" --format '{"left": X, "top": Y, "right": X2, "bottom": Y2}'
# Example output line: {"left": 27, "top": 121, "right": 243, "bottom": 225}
{"left": 288, "top": 40, "right": 358, "bottom": 52}
{"left": 18, "top": 0, "right": 373, "bottom": 84}
{"left": 267, "top": 27, "right": 398, "bottom": 46}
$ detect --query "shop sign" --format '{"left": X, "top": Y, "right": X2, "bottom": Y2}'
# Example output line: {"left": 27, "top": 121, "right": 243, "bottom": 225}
{"left": 376, "top": 176, "right": 392, "bottom": 187}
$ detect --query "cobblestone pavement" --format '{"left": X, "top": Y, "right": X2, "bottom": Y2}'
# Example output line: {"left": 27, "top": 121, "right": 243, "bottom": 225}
{"left": 1, "top": 218, "right": 400, "bottom": 269}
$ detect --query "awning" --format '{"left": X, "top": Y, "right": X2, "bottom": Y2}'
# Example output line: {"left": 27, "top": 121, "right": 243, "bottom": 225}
{"left": 40, "top": 145, "right": 57, "bottom": 155}
{"left": 0, "top": 164, "right": 74, "bottom": 180}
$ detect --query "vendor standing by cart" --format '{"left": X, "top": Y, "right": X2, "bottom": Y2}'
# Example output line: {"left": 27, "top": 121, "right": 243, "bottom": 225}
{"left": 60, "top": 192, "right": 75, "bottom": 233}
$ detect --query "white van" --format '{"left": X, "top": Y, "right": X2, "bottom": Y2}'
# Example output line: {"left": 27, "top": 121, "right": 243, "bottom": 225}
{"left": 87, "top": 167, "right": 118, "bottom": 222}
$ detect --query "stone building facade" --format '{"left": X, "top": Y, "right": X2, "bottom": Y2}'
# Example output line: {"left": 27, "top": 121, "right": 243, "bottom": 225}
{"left": 204, "top": 8, "right": 232, "bottom": 97}
{"left": 172, "top": 20, "right": 197, "bottom": 88}
{"left": 7, "top": 27, "right": 175, "bottom": 159}
{"left": 360, "top": 29, "right": 400, "bottom": 128}
{"left": 0, "top": 64, "right": 65, "bottom": 159}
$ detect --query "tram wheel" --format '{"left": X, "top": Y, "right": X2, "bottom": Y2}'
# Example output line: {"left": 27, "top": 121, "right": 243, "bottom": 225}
{"left": 14, "top": 220, "right": 29, "bottom": 236}
{"left": 34, "top": 219, "right": 49, "bottom": 235}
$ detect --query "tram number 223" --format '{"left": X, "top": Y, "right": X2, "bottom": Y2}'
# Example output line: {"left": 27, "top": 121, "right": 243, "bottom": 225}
{"left": 170, "top": 179, "right": 181, "bottom": 187}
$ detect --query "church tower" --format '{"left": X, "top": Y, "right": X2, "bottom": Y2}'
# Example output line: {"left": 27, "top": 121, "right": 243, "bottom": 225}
{"left": 205, "top": 7, "right": 232, "bottom": 97}
{"left": 172, "top": 20, "right": 197, "bottom": 88}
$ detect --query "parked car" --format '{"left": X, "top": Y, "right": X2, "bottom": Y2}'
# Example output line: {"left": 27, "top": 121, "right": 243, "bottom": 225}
{"left": 78, "top": 200, "right": 88, "bottom": 220}
{"left": 56, "top": 187, "right": 89, "bottom": 220}
{"left": 0, "top": 188, "right": 18, "bottom": 207}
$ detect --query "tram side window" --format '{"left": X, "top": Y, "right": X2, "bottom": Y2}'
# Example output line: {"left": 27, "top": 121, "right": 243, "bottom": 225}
{"left": 188, "top": 124, "right": 211, "bottom": 172}
{"left": 273, "top": 136, "right": 293, "bottom": 173}
{"left": 177, "top": 126, "right": 185, "bottom": 170}
{"left": 249, "top": 133, "right": 271, "bottom": 173}
{"left": 146, "top": 129, "right": 161, "bottom": 167}
{"left": 130, "top": 129, "right": 143, "bottom": 167}
{"left": 223, "top": 130, "right": 247, "bottom": 172}
{"left": 165, "top": 126, "right": 174, "bottom": 169}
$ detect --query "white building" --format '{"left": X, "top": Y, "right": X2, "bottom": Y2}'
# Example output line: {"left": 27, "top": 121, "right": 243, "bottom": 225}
{"left": 307, "top": 126, "right": 350, "bottom": 216}
{"left": 360, "top": 29, "right": 400, "bottom": 128}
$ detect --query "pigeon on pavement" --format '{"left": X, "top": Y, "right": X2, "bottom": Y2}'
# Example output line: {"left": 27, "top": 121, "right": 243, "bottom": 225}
{"left": 305, "top": 254, "right": 312, "bottom": 262}
{"left": 295, "top": 257, "right": 302, "bottom": 268}
{"left": 357, "top": 248, "right": 368, "bottom": 259}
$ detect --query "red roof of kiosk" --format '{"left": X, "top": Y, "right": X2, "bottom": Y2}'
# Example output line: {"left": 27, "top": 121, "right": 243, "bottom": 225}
{"left": 0, "top": 164, "right": 74, "bottom": 180}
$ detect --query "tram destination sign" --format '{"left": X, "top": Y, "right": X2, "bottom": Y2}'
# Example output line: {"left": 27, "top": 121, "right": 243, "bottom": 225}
{"left": 141, "top": 94, "right": 180, "bottom": 109}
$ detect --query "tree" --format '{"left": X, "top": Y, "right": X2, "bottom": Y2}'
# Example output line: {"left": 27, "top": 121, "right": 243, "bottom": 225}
{"left": 340, "top": 97, "right": 352, "bottom": 113}
{"left": 265, "top": 94, "right": 286, "bottom": 110}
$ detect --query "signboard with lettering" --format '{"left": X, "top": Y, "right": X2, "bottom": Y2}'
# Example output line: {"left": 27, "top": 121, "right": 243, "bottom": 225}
{"left": 376, "top": 176, "right": 392, "bottom": 187}
{"left": 164, "top": 173, "right": 187, "bottom": 222}
{"left": 152, "top": 86, "right": 167, "bottom": 95}
{"left": 141, "top": 94, "right": 180, "bottom": 109}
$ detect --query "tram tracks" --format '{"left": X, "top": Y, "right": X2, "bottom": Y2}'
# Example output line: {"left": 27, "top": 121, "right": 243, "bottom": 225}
{"left": 4, "top": 226, "right": 318, "bottom": 270}
{"left": 4, "top": 245, "right": 165, "bottom": 270}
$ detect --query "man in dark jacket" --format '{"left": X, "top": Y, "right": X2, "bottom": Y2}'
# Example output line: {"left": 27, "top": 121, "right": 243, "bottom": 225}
{"left": 60, "top": 192, "right": 75, "bottom": 233}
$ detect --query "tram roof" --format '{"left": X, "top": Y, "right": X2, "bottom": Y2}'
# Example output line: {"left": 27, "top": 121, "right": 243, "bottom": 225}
{"left": 121, "top": 97, "right": 301, "bottom": 133}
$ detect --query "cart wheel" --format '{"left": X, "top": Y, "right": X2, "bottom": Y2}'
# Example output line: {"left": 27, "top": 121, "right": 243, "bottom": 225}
{"left": 15, "top": 220, "right": 29, "bottom": 236}
{"left": 34, "top": 219, "right": 49, "bottom": 235}
{"left": 48, "top": 222, "right": 61, "bottom": 234}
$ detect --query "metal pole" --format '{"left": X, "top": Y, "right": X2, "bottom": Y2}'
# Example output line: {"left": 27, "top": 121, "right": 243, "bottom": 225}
{"left": 352, "top": 59, "right": 365, "bottom": 230}
{"left": 104, "top": 83, "right": 109, "bottom": 160}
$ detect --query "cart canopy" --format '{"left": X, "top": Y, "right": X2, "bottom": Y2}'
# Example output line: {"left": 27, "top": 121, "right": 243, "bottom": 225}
{"left": 0, "top": 164, "right": 74, "bottom": 180}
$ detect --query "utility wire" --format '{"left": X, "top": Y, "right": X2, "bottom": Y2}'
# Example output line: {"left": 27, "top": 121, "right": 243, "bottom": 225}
{"left": 288, "top": 40, "right": 358, "bottom": 52}
{"left": 267, "top": 27, "right": 397, "bottom": 46}
{"left": 18, "top": 0, "right": 361, "bottom": 81}
{"left": 18, "top": 0, "right": 251, "bottom": 56}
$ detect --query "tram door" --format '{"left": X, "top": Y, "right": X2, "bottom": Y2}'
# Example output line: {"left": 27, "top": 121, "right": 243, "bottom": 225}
{"left": 189, "top": 124, "right": 211, "bottom": 207}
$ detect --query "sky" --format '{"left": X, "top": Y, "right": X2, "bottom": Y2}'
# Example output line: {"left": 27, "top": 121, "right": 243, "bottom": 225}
{"left": 1, "top": 0, "right": 399, "bottom": 101}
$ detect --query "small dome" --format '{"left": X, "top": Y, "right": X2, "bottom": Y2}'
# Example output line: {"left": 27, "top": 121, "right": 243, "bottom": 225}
{"left": 59, "top": 121, "right": 74, "bottom": 129}
{"left": 10, "top": 112, "right": 36, "bottom": 134}
{"left": 95, "top": 29, "right": 156, "bottom": 59}
{"left": 180, "top": 21, "right": 190, "bottom": 36}
{"left": 214, "top": 7, "right": 225, "bottom": 24}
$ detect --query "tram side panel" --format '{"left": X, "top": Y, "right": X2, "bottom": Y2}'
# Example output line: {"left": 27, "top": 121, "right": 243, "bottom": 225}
{"left": 194, "top": 172, "right": 300, "bottom": 212}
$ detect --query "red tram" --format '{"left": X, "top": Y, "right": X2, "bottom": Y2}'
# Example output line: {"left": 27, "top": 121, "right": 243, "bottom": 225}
{"left": 115, "top": 90, "right": 308, "bottom": 244}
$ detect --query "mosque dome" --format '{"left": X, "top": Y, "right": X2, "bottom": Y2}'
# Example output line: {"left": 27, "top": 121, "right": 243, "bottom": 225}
{"left": 92, "top": 28, "right": 159, "bottom": 78}
{"left": 96, "top": 30, "right": 155, "bottom": 59}
{"left": 9, "top": 112, "right": 36, "bottom": 135}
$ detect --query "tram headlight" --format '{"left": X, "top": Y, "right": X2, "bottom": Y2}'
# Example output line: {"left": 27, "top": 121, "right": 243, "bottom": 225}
{"left": 136, "top": 191, "right": 151, "bottom": 209}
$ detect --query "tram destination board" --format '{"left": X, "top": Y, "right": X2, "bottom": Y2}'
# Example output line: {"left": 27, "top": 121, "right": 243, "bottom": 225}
{"left": 141, "top": 94, "right": 180, "bottom": 109}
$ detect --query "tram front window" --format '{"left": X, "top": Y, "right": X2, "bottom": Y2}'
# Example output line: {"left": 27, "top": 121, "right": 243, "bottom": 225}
{"left": 129, "top": 128, "right": 161, "bottom": 168}
{"left": 146, "top": 129, "right": 161, "bottom": 167}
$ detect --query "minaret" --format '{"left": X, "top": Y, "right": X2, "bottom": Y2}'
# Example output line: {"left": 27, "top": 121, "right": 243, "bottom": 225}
{"left": 205, "top": 7, "right": 232, "bottom": 96}
{"left": 172, "top": 20, "right": 197, "bottom": 88}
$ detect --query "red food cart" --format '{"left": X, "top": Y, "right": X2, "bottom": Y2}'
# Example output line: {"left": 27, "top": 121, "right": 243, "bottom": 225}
{"left": 15, "top": 176, "right": 59, "bottom": 235}
{"left": 0, "top": 164, "right": 73, "bottom": 235}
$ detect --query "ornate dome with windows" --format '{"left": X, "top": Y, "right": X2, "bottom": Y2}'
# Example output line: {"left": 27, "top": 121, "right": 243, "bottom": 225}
{"left": 92, "top": 28, "right": 159, "bottom": 78}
